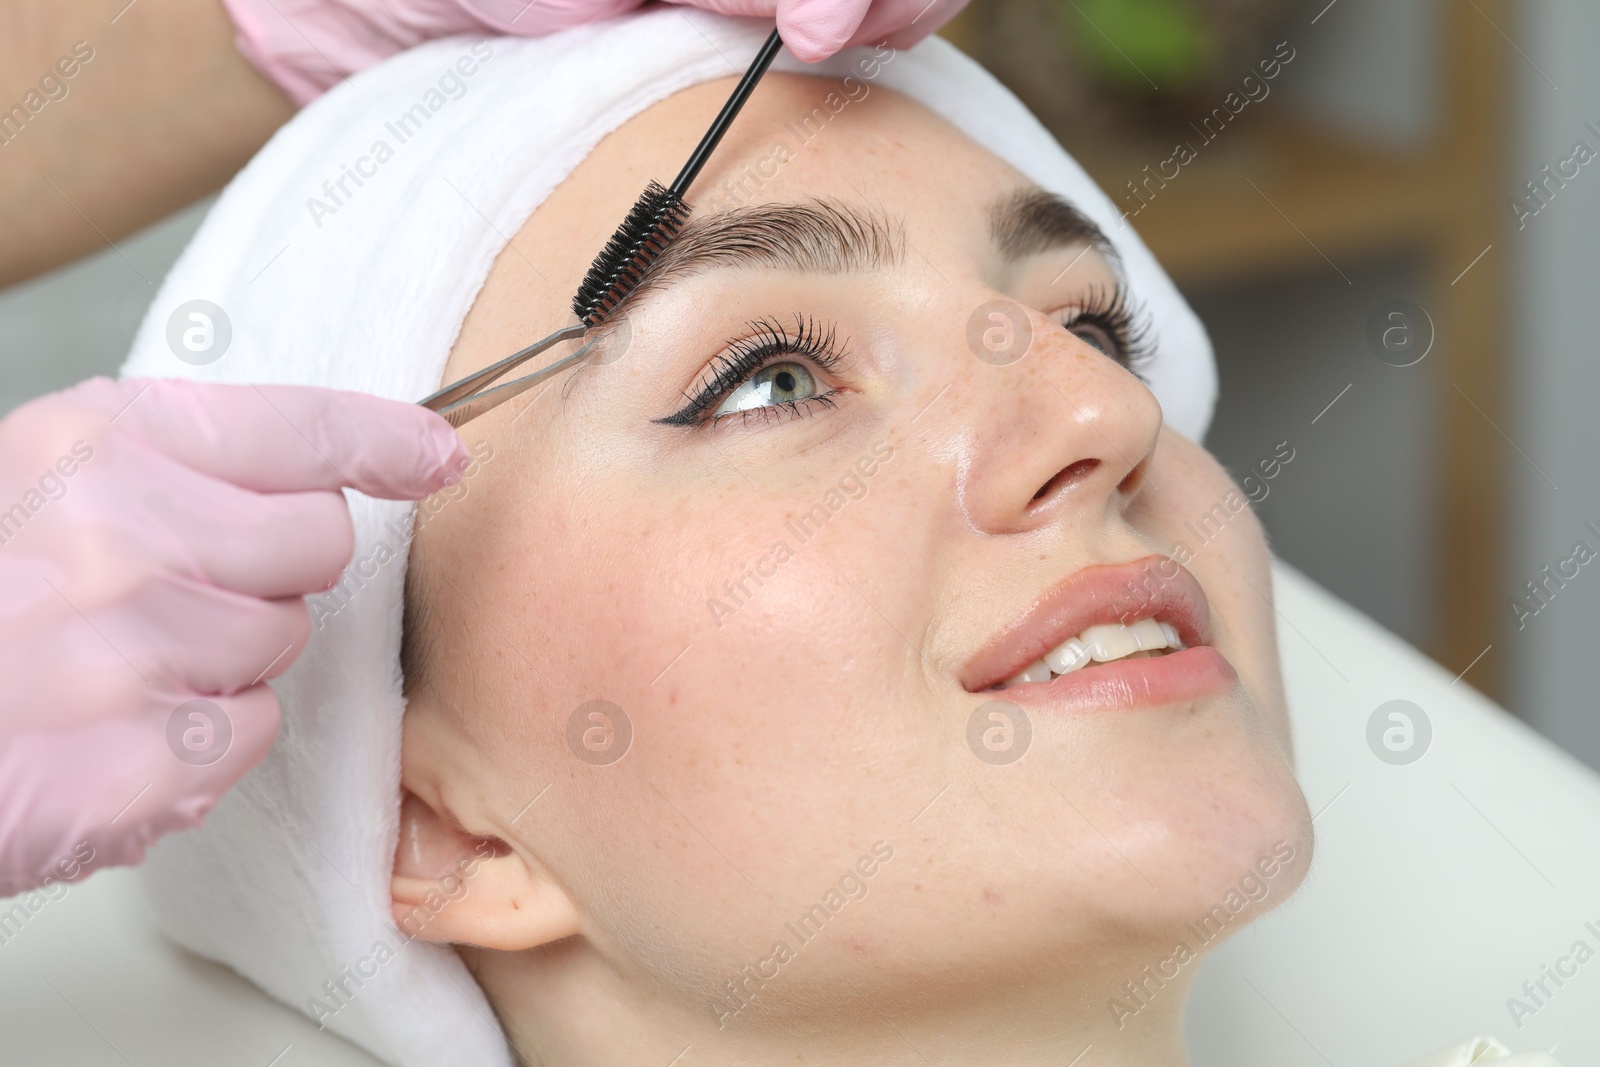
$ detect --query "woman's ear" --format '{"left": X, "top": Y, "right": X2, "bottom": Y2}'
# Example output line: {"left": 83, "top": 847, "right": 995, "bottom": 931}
{"left": 391, "top": 788, "right": 582, "bottom": 950}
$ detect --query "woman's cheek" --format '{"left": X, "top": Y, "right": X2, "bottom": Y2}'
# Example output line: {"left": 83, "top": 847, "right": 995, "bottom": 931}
{"left": 648, "top": 483, "right": 919, "bottom": 769}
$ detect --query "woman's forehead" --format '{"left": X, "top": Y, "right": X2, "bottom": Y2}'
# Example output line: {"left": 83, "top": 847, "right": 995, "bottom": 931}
{"left": 449, "top": 75, "right": 1047, "bottom": 384}
{"left": 562, "top": 73, "right": 1026, "bottom": 235}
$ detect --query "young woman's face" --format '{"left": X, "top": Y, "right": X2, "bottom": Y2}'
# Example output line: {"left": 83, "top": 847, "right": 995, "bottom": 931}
{"left": 403, "top": 72, "right": 1311, "bottom": 1048}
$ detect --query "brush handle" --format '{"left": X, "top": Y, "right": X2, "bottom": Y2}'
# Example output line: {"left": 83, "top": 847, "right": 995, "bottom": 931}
{"left": 670, "top": 27, "right": 784, "bottom": 197}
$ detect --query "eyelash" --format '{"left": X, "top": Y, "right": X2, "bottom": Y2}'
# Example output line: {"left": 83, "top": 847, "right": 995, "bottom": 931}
{"left": 656, "top": 313, "right": 847, "bottom": 428}
{"left": 655, "top": 282, "right": 1156, "bottom": 428}
{"left": 1052, "top": 282, "right": 1157, "bottom": 383}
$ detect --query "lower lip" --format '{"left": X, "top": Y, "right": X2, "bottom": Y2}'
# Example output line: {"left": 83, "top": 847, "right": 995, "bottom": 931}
{"left": 986, "top": 646, "right": 1237, "bottom": 712}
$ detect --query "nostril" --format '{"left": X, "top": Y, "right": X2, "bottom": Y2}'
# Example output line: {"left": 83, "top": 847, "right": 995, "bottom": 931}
{"left": 1030, "top": 458, "right": 1099, "bottom": 505}
{"left": 1117, "top": 463, "right": 1145, "bottom": 496}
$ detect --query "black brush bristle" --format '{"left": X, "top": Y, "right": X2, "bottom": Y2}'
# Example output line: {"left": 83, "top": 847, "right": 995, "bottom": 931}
{"left": 568, "top": 29, "right": 782, "bottom": 328}
{"left": 570, "top": 180, "right": 691, "bottom": 327}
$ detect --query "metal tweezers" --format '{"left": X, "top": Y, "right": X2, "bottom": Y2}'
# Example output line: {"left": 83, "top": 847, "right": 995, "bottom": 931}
{"left": 418, "top": 323, "right": 597, "bottom": 428}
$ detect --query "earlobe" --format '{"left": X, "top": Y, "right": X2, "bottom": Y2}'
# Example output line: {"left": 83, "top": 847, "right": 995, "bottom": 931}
{"left": 390, "top": 789, "right": 583, "bottom": 951}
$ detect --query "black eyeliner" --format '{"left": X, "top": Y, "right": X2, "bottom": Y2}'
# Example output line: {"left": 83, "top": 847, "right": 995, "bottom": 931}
{"left": 655, "top": 313, "right": 845, "bottom": 427}
{"left": 655, "top": 279, "right": 1153, "bottom": 430}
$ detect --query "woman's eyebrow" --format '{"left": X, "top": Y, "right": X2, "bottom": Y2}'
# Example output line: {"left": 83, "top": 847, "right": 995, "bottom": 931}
{"left": 599, "top": 188, "right": 1109, "bottom": 322}
{"left": 989, "top": 187, "right": 1115, "bottom": 263}
{"left": 609, "top": 198, "right": 905, "bottom": 313}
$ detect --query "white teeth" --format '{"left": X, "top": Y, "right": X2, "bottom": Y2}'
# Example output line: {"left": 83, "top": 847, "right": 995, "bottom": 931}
{"left": 999, "top": 618, "right": 1186, "bottom": 689}
{"left": 1081, "top": 622, "right": 1141, "bottom": 662}
{"left": 1160, "top": 622, "right": 1185, "bottom": 650}
{"left": 1042, "top": 637, "right": 1091, "bottom": 675}
{"left": 1130, "top": 618, "right": 1167, "bottom": 650}
{"left": 1000, "top": 659, "right": 1053, "bottom": 688}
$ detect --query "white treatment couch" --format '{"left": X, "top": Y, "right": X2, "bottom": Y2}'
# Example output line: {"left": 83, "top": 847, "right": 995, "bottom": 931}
{"left": 2, "top": 561, "right": 1596, "bottom": 1065}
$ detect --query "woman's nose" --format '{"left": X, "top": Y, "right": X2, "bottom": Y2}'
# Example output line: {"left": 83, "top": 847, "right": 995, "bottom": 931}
{"left": 949, "top": 305, "right": 1163, "bottom": 536}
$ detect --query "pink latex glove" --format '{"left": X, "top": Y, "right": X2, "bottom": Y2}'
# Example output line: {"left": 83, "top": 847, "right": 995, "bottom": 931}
{"left": 664, "top": 0, "right": 972, "bottom": 62}
{"left": 222, "top": 0, "right": 970, "bottom": 105}
{"left": 0, "top": 377, "right": 468, "bottom": 897}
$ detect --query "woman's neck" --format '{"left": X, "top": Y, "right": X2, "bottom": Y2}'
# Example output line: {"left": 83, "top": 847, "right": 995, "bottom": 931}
{"left": 466, "top": 941, "right": 1195, "bottom": 1067}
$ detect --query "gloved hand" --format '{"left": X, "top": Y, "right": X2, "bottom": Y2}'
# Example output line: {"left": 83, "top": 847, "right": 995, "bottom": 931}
{"left": 221, "top": 0, "right": 970, "bottom": 105}
{"left": 664, "top": 0, "right": 972, "bottom": 62}
{"left": 0, "top": 377, "right": 467, "bottom": 897}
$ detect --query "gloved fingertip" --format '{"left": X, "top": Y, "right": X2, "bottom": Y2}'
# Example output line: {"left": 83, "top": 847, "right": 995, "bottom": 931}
{"left": 437, "top": 459, "right": 468, "bottom": 489}
{"left": 778, "top": 0, "right": 867, "bottom": 61}
{"left": 419, "top": 413, "right": 471, "bottom": 491}
{"left": 780, "top": 31, "right": 833, "bottom": 62}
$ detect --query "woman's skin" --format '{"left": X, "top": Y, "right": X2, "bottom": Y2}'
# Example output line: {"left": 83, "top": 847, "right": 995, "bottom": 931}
{"left": 390, "top": 74, "right": 1313, "bottom": 1066}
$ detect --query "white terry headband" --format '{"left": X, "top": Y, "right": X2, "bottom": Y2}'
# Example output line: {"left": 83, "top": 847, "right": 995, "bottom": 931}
{"left": 120, "top": 12, "right": 1217, "bottom": 1066}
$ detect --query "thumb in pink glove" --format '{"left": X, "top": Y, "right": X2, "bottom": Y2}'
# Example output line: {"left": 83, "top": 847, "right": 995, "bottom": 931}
{"left": 222, "top": 0, "right": 970, "bottom": 106}
{"left": 666, "top": 0, "right": 971, "bottom": 62}
{"left": 0, "top": 377, "right": 467, "bottom": 897}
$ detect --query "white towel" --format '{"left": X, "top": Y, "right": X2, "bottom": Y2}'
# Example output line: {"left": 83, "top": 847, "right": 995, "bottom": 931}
{"left": 118, "top": 11, "right": 1217, "bottom": 1065}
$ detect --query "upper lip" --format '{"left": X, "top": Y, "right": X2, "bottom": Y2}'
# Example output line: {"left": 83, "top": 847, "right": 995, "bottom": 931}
{"left": 959, "top": 555, "right": 1214, "bottom": 693}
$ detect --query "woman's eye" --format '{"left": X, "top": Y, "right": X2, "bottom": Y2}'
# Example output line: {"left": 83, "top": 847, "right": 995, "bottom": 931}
{"left": 1039, "top": 286, "right": 1153, "bottom": 382}
{"left": 714, "top": 361, "right": 819, "bottom": 416}
{"left": 656, "top": 315, "right": 848, "bottom": 428}
{"left": 1057, "top": 312, "right": 1118, "bottom": 358}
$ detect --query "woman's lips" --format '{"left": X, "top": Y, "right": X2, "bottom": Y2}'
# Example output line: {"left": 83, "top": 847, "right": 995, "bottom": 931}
{"left": 960, "top": 555, "right": 1235, "bottom": 707}
{"left": 977, "top": 646, "right": 1238, "bottom": 712}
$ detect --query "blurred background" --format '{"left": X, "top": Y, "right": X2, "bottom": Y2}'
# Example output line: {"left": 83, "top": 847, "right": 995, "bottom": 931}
{"left": 3, "top": 0, "right": 1598, "bottom": 772}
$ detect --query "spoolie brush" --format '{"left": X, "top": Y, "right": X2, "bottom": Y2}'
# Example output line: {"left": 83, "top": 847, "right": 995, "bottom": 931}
{"left": 571, "top": 28, "right": 784, "bottom": 327}
{"left": 416, "top": 30, "right": 782, "bottom": 429}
